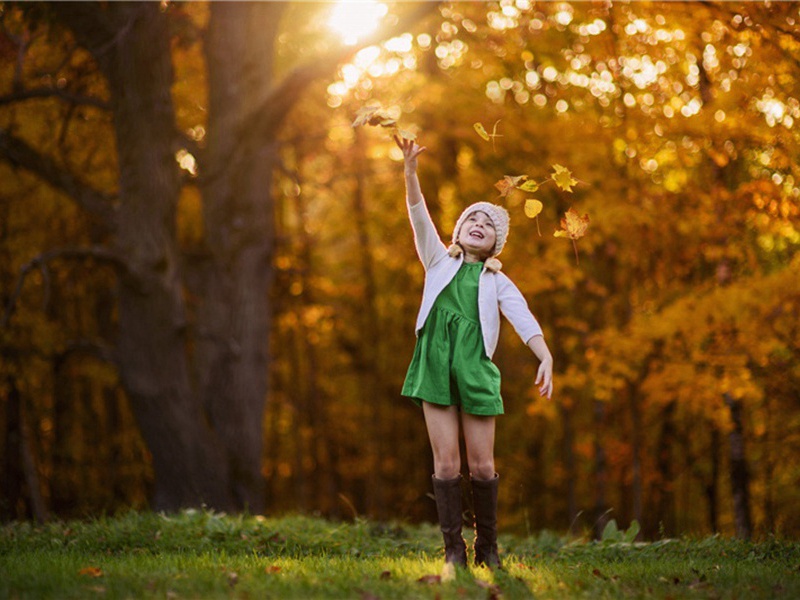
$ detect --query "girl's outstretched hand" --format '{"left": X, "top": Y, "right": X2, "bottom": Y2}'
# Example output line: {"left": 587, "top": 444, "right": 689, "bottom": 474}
{"left": 394, "top": 135, "right": 426, "bottom": 172}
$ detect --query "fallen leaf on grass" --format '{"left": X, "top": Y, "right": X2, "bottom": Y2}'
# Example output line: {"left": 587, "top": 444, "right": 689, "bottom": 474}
{"left": 79, "top": 567, "right": 103, "bottom": 578}
{"left": 380, "top": 570, "right": 392, "bottom": 580}
{"left": 417, "top": 574, "right": 442, "bottom": 584}
{"left": 475, "top": 579, "right": 503, "bottom": 598}
{"left": 265, "top": 565, "right": 282, "bottom": 574}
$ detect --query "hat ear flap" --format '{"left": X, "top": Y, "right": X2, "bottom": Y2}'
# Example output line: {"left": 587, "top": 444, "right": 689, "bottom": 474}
{"left": 447, "top": 244, "right": 463, "bottom": 258}
{"left": 484, "top": 257, "right": 502, "bottom": 273}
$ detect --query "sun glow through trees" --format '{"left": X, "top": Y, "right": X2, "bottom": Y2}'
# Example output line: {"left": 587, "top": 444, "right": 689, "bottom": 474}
{"left": 327, "top": 0, "right": 388, "bottom": 46}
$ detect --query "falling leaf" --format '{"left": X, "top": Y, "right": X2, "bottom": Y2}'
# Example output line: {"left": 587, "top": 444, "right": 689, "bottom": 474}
{"left": 352, "top": 104, "right": 381, "bottom": 128}
{"left": 474, "top": 122, "right": 490, "bottom": 141}
{"left": 551, "top": 164, "right": 578, "bottom": 192}
{"left": 495, "top": 175, "right": 528, "bottom": 198}
{"left": 474, "top": 120, "right": 503, "bottom": 150}
{"left": 79, "top": 567, "right": 104, "bottom": 578}
{"left": 554, "top": 208, "right": 590, "bottom": 240}
{"left": 518, "top": 179, "right": 540, "bottom": 193}
{"left": 525, "top": 199, "right": 543, "bottom": 236}
{"left": 397, "top": 129, "right": 416, "bottom": 141}
{"left": 524, "top": 199, "right": 543, "bottom": 219}
{"left": 554, "top": 208, "right": 590, "bottom": 265}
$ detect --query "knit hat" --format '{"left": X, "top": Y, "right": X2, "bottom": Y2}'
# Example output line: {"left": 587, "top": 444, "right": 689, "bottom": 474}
{"left": 451, "top": 202, "right": 510, "bottom": 257}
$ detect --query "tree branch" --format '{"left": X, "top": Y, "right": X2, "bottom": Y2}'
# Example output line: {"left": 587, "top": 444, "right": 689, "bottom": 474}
{"left": 0, "top": 127, "right": 117, "bottom": 231}
{"left": 244, "top": 1, "right": 441, "bottom": 138}
{"left": 0, "top": 87, "right": 110, "bottom": 110}
{"left": 2, "top": 246, "right": 129, "bottom": 330}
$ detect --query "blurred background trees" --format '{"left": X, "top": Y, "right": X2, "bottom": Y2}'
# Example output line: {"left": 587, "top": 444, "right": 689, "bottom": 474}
{"left": 1, "top": 1, "right": 798, "bottom": 539}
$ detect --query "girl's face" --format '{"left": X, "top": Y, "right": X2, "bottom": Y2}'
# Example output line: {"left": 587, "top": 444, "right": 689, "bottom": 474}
{"left": 457, "top": 211, "right": 497, "bottom": 259}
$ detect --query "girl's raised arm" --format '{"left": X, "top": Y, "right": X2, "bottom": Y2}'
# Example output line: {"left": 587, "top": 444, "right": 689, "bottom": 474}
{"left": 395, "top": 136, "right": 427, "bottom": 207}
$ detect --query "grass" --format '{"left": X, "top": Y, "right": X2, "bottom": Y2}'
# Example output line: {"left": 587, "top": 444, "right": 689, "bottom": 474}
{"left": 2, "top": 510, "right": 799, "bottom": 599}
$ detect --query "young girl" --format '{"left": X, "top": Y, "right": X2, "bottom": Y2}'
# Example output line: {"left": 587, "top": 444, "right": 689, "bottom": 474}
{"left": 395, "top": 136, "right": 553, "bottom": 572}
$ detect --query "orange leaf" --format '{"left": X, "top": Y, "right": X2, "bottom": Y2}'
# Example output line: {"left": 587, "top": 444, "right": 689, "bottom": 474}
{"left": 554, "top": 208, "right": 589, "bottom": 240}
{"left": 554, "top": 208, "right": 590, "bottom": 265}
{"left": 79, "top": 567, "right": 103, "bottom": 578}
{"left": 495, "top": 175, "right": 527, "bottom": 198}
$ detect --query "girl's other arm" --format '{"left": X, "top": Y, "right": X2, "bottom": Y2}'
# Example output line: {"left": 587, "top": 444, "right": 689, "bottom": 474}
{"left": 527, "top": 334, "right": 554, "bottom": 399}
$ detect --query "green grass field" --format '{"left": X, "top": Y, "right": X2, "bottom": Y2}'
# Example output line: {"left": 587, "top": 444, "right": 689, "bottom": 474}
{"left": 2, "top": 510, "right": 798, "bottom": 599}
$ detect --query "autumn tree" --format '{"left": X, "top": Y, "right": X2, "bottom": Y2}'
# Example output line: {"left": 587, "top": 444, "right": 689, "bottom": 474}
{"left": 0, "top": 0, "right": 437, "bottom": 513}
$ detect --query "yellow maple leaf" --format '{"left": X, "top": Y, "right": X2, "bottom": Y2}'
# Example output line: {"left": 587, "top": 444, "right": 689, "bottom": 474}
{"left": 551, "top": 164, "right": 578, "bottom": 192}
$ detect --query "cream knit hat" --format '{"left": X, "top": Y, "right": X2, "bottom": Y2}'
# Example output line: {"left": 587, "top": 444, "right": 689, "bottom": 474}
{"left": 451, "top": 202, "right": 510, "bottom": 257}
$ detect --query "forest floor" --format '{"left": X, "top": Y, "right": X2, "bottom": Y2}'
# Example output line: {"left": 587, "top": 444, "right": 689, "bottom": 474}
{"left": 2, "top": 510, "right": 799, "bottom": 599}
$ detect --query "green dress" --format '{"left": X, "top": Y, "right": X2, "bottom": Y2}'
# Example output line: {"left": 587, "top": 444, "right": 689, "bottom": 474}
{"left": 401, "top": 261, "right": 503, "bottom": 416}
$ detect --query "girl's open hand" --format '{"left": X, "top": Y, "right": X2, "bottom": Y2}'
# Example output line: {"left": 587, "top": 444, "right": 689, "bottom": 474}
{"left": 394, "top": 135, "right": 426, "bottom": 172}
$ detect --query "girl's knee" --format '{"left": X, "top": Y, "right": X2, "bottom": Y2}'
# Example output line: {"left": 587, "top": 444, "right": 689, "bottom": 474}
{"left": 433, "top": 457, "right": 461, "bottom": 480}
{"left": 468, "top": 459, "right": 495, "bottom": 481}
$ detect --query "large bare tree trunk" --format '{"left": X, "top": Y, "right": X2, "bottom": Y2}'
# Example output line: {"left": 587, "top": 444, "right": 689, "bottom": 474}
{"left": 5, "top": 0, "right": 438, "bottom": 513}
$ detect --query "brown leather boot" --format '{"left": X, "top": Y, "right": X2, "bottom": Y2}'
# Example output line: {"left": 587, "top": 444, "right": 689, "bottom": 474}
{"left": 472, "top": 474, "right": 502, "bottom": 568}
{"left": 432, "top": 475, "right": 468, "bottom": 572}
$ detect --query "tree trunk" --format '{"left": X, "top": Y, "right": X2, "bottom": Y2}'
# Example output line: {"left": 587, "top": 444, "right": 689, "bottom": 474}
{"left": 629, "top": 387, "right": 644, "bottom": 532}
{"left": 651, "top": 401, "right": 676, "bottom": 537}
{"left": 593, "top": 399, "right": 609, "bottom": 539}
{"left": 560, "top": 402, "right": 577, "bottom": 529}
{"left": 705, "top": 424, "right": 720, "bottom": 533}
{"left": 88, "top": 3, "right": 232, "bottom": 511}
{"left": 724, "top": 393, "right": 753, "bottom": 539}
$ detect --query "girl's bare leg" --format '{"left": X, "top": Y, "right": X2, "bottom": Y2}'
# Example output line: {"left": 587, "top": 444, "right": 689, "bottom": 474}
{"left": 422, "top": 402, "right": 462, "bottom": 479}
{"left": 461, "top": 413, "right": 496, "bottom": 480}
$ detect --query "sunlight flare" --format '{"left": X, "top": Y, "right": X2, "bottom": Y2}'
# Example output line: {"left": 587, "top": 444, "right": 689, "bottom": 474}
{"left": 327, "top": 0, "right": 388, "bottom": 46}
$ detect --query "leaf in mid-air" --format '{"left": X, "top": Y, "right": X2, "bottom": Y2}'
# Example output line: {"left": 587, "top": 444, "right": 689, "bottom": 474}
{"left": 551, "top": 164, "right": 578, "bottom": 192}
{"left": 352, "top": 104, "right": 382, "bottom": 128}
{"left": 474, "top": 122, "right": 491, "bottom": 141}
{"left": 494, "top": 175, "right": 528, "bottom": 197}
{"left": 525, "top": 199, "right": 544, "bottom": 236}
{"left": 554, "top": 207, "right": 590, "bottom": 264}
{"left": 554, "top": 207, "right": 590, "bottom": 239}
{"left": 397, "top": 129, "right": 416, "bottom": 141}
{"left": 524, "top": 199, "right": 543, "bottom": 219}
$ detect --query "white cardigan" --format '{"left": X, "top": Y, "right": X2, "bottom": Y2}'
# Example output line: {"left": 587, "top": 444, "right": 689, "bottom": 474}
{"left": 408, "top": 201, "right": 543, "bottom": 359}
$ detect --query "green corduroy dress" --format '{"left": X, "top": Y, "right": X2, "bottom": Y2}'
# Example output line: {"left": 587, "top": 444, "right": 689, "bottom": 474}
{"left": 401, "top": 261, "right": 503, "bottom": 416}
